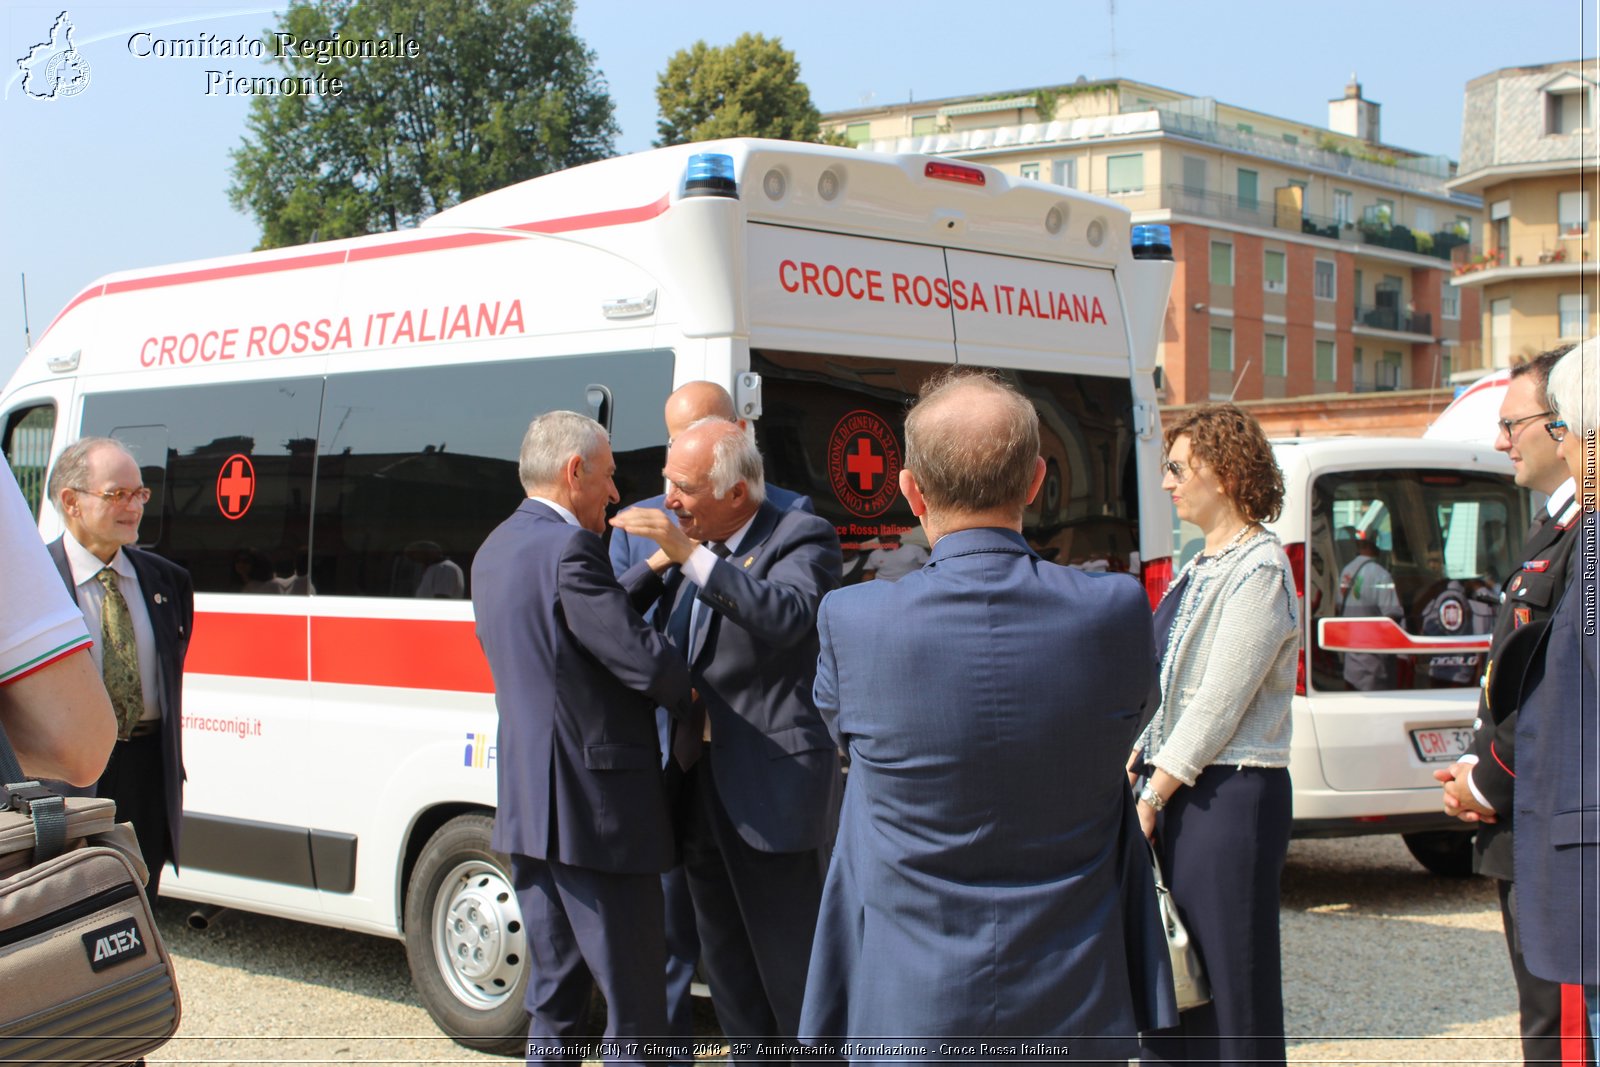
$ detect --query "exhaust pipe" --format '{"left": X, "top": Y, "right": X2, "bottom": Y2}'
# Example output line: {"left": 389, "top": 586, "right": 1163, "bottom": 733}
{"left": 186, "top": 904, "right": 228, "bottom": 931}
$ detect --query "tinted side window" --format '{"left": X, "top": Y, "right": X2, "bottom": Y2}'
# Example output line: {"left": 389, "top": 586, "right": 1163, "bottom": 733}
{"left": 1308, "top": 468, "right": 1526, "bottom": 692}
{"left": 82, "top": 380, "right": 323, "bottom": 594}
{"left": 753, "top": 350, "right": 1139, "bottom": 587}
{"left": 312, "top": 352, "right": 673, "bottom": 597}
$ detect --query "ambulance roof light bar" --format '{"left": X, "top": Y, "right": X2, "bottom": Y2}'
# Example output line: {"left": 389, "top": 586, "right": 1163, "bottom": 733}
{"left": 684, "top": 153, "right": 739, "bottom": 199}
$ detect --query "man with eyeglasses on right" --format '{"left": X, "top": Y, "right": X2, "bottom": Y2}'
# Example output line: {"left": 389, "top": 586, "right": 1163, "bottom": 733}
{"left": 45, "top": 436, "right": 193, "bottom": 897}
{"left": 1435, "top": 345, "right": 1591, "bottom": 1066}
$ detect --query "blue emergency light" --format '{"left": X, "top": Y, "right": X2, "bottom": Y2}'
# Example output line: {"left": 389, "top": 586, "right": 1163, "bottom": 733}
{"left": 1131, "top": 224, "right": 1173, "bottom": 261}
{"left": 684, "top": 153, "right": 739, "bottom": 199}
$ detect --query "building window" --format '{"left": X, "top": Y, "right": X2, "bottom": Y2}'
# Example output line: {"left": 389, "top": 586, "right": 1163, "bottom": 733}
{"left": 1559, "top": 293, "right": 1590, "bottom": 339}
{"left": 1546, "top": 88, "right": 1589, "bottom": 136}
{"left": 1210, "top": 241, "right": 1233, "bottom": 286}
{"left": 1415, "top": 206, "right": 1435, "bottom": 234}
{"left": 1264, "top": 250, "right": 1286, "bottom": 293}
{"left": 1314, "top": 259, "right": 1336, "bottom": 300}
{"left": 1182, "top": 156, "right": 1207, "bottom": 196}
{"left": 1210, "top": 327, "right": 1233, "bottom": 372}
{"left": 1052, "top": 158, "right": 1078, "bottom": 188}
{"left": 1107, "top": 153, "right": 1144, "bottom": 195}
{"left": 1264, "top": 334, "right": 1287, "bottom": 377}
{"left": 1354, "top": 347, "right": 1365, "bottom": 384}
{"left": 1282, "top": 133, "right": 1299, "bottom": 145}
{"left": 1315, "top": 339, "right": 1336, "bottom": 382}
{"left": 910, "top": 114, "right": 936, "bottom": 137}
{"left": 1440, "top": 279, "right": 1459, "bottom": 320}
{"left": 1559, "top": 190, "right": 1589, "bottom": 236}
{"left": 844, "top": 122, "right": 872, "bottom": 145}
{"left": 1237, "top": 169, "right": 1259, "bottom": 211}
{"left": 1379, "top": 351, "right": 1403, "bottom": 391}
{"left": 1334, "top": 190, "right": 1353, "bottom": 226}
{"left": 1236, "top": 123, "right": 1254, "bottom": 134}
{"left": 1020, "top": 162, "right": 1040, "bottom": 180}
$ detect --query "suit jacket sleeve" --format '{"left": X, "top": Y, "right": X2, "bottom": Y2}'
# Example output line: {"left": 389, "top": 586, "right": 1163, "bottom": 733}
{"left": 813, "top": 592, "right": 841, "bottom": 746}
{"left": 1468, "top": 707, "right": 1515, "bottom": 814}
{"left": 559, "top": 534, "right": 692, "bottom": 718}
{"left": 699, "top": 518, "right": 843, "bottom": 650}
{"left": 607, "top": 525, "right": 636, "bottom": 578}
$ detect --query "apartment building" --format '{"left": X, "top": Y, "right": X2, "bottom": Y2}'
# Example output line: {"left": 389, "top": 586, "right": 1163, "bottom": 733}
{"left": 1448, "top": 60, "right": 1596, "bottom": 374}
{"left": 825, "top": 77, "right": 1482, "bottom": 407}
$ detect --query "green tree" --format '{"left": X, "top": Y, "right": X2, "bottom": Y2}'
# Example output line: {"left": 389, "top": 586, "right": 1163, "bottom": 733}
{"left": 654, "top": 33, "right": 838, "bottom": 147}
{"left": 229, "top": 0, "right": 618, "bottom": 249}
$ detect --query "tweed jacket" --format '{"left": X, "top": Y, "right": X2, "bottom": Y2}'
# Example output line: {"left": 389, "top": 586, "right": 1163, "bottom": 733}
{"left": 1138, "top": 528, "right": 1299, "bottom": 785}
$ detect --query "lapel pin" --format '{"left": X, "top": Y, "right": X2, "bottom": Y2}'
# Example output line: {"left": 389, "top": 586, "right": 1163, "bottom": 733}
{"left": 154, "top": 593, "right": 165, "bottom": 604}
{"left": 744, "top": 556, "right": 755, "bottom": 568}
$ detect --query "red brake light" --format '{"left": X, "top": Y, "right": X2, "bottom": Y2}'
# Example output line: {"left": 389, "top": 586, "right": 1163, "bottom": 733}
{"left": 925, "top": 160, "right": 987, "bottom": 186}
{"left": 1283, "top": 541, "right": 1308, "bottom": 696}
{"left": 1141, "top": 556, "right": 1172, "bottom": 612}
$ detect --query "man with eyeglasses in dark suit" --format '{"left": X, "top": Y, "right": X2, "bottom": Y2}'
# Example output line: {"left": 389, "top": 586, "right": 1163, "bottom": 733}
{"left": 45, "top": 436, "right": 193, "bottom": 896}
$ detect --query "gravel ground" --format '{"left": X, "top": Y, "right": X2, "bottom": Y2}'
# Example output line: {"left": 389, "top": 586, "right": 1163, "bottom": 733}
{"left": 145, "top": 834, "right": 1521, "bottom": 1066}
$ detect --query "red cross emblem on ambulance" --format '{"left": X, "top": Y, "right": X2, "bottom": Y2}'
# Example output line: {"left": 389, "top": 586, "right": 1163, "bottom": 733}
{"left": 216, "top": 454, "right": 256, "bottom": 520}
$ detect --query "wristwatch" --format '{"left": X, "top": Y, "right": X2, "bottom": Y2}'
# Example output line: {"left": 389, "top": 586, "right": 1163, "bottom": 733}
{"left": 1138, "top": 784, "right": 1167, "bottom": 811}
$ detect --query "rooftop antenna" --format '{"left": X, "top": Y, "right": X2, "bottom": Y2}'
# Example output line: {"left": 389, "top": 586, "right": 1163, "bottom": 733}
{"left": 1107, "top": 0, "right": 1119, "bottom": 78}
{"left": 19, "top": 273, "right": 31, "bottom": 352}
{"left": 1229, "top": 359, "right": 1253, "bottom": 402}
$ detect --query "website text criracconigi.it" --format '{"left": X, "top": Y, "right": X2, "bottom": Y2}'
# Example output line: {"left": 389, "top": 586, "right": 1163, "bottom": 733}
{"left": 182, "top": 714, "right": 263, "bottom": 739}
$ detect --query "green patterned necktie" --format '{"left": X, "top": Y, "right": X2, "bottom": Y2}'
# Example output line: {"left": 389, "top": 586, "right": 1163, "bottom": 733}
{"left": 96, "top": 567, "right": 145, "bottom": 740}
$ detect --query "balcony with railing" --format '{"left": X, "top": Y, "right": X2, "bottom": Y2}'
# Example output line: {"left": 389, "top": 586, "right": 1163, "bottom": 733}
{"left": 1353, "top": 303, "right": 1432, "bottom": 336}
{"left": 1157, "top": 184, "right": 1469, "bottom": 262}
{"left": 1451, "top": 240, "right": 1590, "bottom": 282}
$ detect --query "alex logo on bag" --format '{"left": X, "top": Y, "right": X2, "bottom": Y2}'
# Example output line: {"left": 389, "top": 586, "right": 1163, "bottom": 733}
{"left": 81, "top": 916, "right": 147, "bottom": 972}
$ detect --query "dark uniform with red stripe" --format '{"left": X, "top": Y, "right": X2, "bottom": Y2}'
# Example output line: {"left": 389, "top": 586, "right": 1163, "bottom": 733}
{"left": 1467, "top": 486, "right": 1586, "bottom": 1065}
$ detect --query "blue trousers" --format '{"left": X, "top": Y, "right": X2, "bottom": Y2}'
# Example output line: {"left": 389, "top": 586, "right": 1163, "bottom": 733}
{"left": 511, "top": 855, "right": 667, "bottom": 1066}
{"left": 1140, "top": 764, "right": 1292, "bottom": 1067}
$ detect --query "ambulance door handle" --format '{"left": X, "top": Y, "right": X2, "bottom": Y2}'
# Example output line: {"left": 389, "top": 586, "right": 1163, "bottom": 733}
{"left": 586, "top": 385, "right": 612, "bottom": 431}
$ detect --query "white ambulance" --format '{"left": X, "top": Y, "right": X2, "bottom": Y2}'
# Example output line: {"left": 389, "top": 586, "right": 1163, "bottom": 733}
{"left": 3, "top": 139, "right": 1174, "bottom": 1049}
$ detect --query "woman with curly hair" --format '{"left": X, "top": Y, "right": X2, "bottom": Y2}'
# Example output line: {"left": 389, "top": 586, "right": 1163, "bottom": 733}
{"left": 1134, "top": 404, "right": 1299, "bottom": 1067}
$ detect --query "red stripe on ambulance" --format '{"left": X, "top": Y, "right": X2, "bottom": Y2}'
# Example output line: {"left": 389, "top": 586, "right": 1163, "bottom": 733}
{"left": 36, "top": 195, "right": 671, "bottom": 346}
{"left": 188, "top": 612, "right": 492, "bottom": 692}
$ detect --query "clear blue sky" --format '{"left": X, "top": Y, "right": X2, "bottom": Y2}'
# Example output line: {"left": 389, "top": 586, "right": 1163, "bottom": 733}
{"left": 0, "top": 0, "right": 1590, "bottom": 385}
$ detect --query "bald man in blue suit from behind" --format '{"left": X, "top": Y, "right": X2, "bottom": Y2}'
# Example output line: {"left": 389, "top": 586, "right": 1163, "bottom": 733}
{"left": 799, "top": 371, "right": 1174, "bottom": 1063}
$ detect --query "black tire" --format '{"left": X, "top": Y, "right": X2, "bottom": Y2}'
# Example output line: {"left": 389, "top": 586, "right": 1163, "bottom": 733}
{"left": 1402, "top": 829, "right": 1476, "bottom": 878}
{"left": 403, "top": 813, "right": 529, "bottom": 1055}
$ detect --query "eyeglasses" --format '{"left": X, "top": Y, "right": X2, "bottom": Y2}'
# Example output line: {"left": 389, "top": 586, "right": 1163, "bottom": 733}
{"left": 1544, "top": 419, "right": 1570, "bottom": 444}
{"left": 1161, "top": 459, "right": 1192, "bottom": 483}
{"left": 1496, "top": 410, "right": 1553, "bottom": 440}
{"left": 71, "top": 486, "right": 151, "bottom": 506}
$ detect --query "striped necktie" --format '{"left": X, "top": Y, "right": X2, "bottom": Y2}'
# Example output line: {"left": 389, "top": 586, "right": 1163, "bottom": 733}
{"left": 96, "top": 567, "right": 146, "bottom": 740}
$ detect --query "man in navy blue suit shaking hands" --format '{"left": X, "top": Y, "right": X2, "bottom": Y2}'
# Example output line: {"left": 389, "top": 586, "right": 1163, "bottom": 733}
{"left": 612, "top": 418, "right": 842, "bottom": 1062}
{"left": 799, "top": 371, "right": 1172, "bottom": 1062}
{"left": 472, "top": 411, "right": 696, "bottom": 1064}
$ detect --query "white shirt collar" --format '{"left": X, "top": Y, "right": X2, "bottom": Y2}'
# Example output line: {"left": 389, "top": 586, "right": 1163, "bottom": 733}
{"left": 723, "top": 510, "right": 760, "bottom": 555}
{"left": 62, "top": 529, "right": 133, "bottom": 587}
{"left": 1546, "top": 477, "right": 1577, "bottom": 519}
{"left": 529, "top": 496, "right": 581, "bottom": 528}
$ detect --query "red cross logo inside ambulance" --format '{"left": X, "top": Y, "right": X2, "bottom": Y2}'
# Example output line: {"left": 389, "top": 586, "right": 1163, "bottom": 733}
{"left": 216, "top": 454, "right": 256, "bottom": 520}
{"left": 828, "top": 410, "right": 902, "bottom": 518}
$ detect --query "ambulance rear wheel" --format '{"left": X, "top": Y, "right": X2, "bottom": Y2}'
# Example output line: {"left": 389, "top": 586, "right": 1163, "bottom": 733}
{"left": 404, "top": 814, "right": 530, "bottom": 1054}
{"left": 1402, "top": 829, "right": 1476, "bottom": 878}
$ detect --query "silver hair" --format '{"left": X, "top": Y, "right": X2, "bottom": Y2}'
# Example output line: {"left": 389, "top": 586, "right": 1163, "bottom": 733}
{"left": 517, "top": 411, "right": 609, "bottom": 491}
{"left": 1548, "top": 336, "right": 1599, "bottom": 438}
{"left": 47, "top": 437, "right": 134, "bottom": 514}
{"left": 692, "top": 417, "right": 766, "bottom": 506}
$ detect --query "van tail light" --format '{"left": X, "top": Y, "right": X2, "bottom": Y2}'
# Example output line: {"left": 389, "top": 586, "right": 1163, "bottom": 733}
{"left": 925, "top": 160, "right": 987, "bottom": 186}
{"left": 1283, "top": 541, "right": 1308, "bottom": 696}
{"left": 1141, "top": 555, "right": 1172, "bottom": 611}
